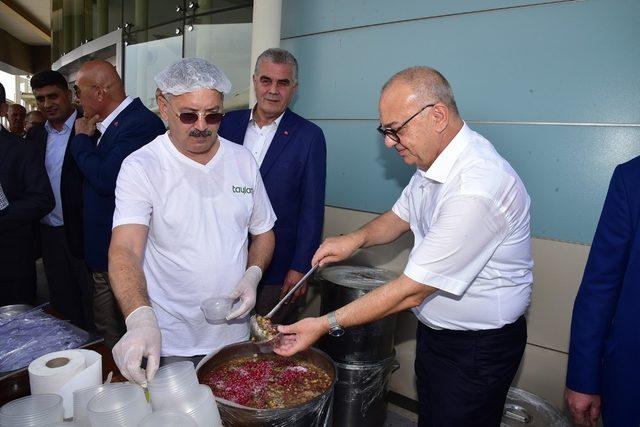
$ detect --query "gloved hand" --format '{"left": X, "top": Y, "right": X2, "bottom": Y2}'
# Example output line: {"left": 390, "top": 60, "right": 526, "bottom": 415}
{"left": 112, "top": 306, "right": 162, "bottom": 386}
{"left": 226, "top": 266, "right": 262, "bottom": 320}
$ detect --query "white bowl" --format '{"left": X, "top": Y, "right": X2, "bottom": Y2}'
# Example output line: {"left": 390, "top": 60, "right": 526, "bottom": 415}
{"left": 0, "top": 394, "right": 63, "bottom": 427}
{"left": 148, "top": 362, "right": 200, "bottom": 411}
{"left": 87, "top": 383, "right": 150, "bottom": 427}
{"left": 138, "top": 410, "right": 198, "bottom": 427}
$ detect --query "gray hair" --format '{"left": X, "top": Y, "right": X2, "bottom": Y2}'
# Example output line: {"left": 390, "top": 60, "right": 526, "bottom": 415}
{"left": 254, "top": 48, "right": 299, "bottom": 83}
{"left": 382, "top": 66, "right": 459, "bottom": 116}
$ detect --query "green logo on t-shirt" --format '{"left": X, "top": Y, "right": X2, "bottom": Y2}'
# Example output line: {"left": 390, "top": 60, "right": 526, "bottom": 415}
{"left": 232, "top": 186, "right": 254, "bottom": 194}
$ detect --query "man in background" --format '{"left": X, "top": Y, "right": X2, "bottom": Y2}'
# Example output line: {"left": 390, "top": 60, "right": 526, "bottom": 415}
{"left": 7, "top": 104, "right": 27, "bottom": 137}
{"left": 71, "top": 59, "right": 166, "bottom": 347}
{"left": 28, "top": 70, "right": 92, "bottom": 330}
{"left": 25, "top": 110, "right": 45, "bottom": 133}
{"left": 219, "top": 48, "right": 326, "bottom": 324}
{"left": 0, "top": 82, "right": 54, "bottom": 305}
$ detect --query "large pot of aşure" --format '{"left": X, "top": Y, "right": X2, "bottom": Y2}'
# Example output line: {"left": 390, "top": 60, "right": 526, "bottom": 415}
{"left": 197, "top": 341, "right": 337, "bottom": 427}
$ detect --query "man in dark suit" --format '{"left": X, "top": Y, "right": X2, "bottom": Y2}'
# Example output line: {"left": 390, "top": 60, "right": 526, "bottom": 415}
{"left": 566, "top": 155, "right": 640, "bottom": 427}
{"left": 218, "top": 48, "right": 327, "bottom": 324}
{"left": 70, "top": 59, "right": 166, "bottom": 347}
{"left": 0, "top": 83, "right": 54, "bottom": 305}
{"left": 28, "top": 70, "right": 92, "bottom": 330}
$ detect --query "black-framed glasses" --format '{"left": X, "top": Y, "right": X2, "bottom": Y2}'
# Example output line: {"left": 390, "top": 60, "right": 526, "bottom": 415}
{"left": 164, "top": 99, "right": 224, "bottom": 125}
{"left": 377, "top": 103, "right": 435, "bottom": 143}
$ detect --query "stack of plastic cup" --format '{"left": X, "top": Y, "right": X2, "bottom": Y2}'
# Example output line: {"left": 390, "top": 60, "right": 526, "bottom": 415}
{"left": 73, "top": 383, "right": 118, "bottom": 427}
{"left": 169, "top": 385, "right": 222, "bottom": 427}
{"left": 86, "top": 383, "right": 150, "bottom": 426}
{"left": 0, "top": 394, "right": 64, "bottom": 426}
{"left": 138, "top": 410, "right": 198, "bottom": 427}
{"left": 147, "top": 362, "right": 200, "bottom": 411}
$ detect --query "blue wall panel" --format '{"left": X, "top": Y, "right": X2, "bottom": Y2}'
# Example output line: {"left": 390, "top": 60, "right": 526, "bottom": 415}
{"left": 282, "top": 0, "right": 640, "bottom": 244}
{"left": 282, "top": 0, "right": 567, "bottom": 39}
{"left": 316, "top": 119, "right": 640, "bottom": 243}
{"left": 283, "top": 0, "right": 640, "bottom": 124}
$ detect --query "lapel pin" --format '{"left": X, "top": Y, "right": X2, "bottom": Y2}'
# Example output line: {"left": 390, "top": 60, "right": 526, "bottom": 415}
{"left": 284, "top": 130, "right": 289, "bottom": 136}
{"left": 114, "top": 121, "right": 119, "bottom": 127}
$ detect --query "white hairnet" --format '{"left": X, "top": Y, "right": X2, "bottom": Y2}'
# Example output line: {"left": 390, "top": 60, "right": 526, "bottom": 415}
{"left": 154, "top": 58, "right": 232, "bottom": 96}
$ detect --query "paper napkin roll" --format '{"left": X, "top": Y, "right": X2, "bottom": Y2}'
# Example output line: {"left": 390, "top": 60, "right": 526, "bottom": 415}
{"left": 29, "top": 349, "right": 102, "bottom": 418}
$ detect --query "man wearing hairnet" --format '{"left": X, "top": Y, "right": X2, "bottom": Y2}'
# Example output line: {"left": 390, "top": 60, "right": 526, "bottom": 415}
{"left": 108, "top": 58, "right": 276, "bottom": 385}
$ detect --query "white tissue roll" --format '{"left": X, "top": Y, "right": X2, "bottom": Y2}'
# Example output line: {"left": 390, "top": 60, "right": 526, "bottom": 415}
{"left": 29, "top": 350, "right": 86, "bottom": 394}
{"left": 28, "top": 349, "right": 102, "bottom": 419}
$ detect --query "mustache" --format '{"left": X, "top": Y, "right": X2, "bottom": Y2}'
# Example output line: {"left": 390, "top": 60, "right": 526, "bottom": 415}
{"left": 189, "top": 129, "right": 213, "bottom": 138}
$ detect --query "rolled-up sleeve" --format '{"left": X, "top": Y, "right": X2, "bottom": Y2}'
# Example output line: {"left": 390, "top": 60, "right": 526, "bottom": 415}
{"left": 404, "top": 195, "right": 508, "bottom": 296}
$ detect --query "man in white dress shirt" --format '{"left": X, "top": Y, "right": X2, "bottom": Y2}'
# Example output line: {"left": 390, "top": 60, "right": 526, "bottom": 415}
{"left": 276, "top": 66, "right": 533, "bottom": 427}
{"left": 109, "top": 58, "right": 276, "bottom": 385}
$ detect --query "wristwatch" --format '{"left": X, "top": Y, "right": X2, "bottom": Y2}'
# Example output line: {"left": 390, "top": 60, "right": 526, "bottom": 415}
{"left": 327, "top": 311, "right": 345, "bottom": 337}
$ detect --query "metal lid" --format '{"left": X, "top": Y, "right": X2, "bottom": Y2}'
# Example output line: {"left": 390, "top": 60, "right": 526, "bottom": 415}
{"left": 318, "top": 266, "right": 397, "bottom": 290}
{"left": 501, "top": 387, "right": 569, "bottom": 427}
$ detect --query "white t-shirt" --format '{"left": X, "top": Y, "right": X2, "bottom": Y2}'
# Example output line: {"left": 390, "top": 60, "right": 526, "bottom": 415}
{"left": 391, "top": 123, "right": 533, "bottom": 331}
{"left": 113, "top": 132, "right": 276, "bottom": 356}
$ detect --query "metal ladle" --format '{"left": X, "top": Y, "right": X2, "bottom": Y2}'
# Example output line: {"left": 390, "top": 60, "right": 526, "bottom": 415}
{"left": 249, "top": 264, "right": 318, "bottom": 346}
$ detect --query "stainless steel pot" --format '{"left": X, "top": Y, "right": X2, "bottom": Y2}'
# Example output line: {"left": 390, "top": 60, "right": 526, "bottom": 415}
{"left": 196, "top": 341, "right": 337, "bottom": 427}
{"left": 316, "top": 266, "right": 398, "bottom": 362}
{"left": 501, "top": 387, "right": 569, "bottom": 426}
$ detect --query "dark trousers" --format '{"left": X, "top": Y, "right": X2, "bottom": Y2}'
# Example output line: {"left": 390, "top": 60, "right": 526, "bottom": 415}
{"left": 254, "top": 283, "right": 306, "bottom": 325}
{"left": 91, "top": 271, "right": 125, "bottom": 348}
{"left": 0, "top": 232, "right": 37, "bottom": 306}
{"left": 40, "top": 224, "right": 94, "bottom": 331}
{"left": 415, "top": 316, "right": 527, "bottom": 427}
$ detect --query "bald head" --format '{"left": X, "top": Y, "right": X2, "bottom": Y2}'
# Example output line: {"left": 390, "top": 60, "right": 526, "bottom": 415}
{"left": 8, "top": 104, "right": 26, "bottom": 135}
{"left": 75, "top": 59, "right": 126, "bottom": 119}
{"left": 382, "top": 66, "right": 459, "bottom": 117}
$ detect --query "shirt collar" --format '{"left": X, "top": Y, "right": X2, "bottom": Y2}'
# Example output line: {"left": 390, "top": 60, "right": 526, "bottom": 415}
{"left": 97, "top": 96, "right": 134, "bottom": 135}
{"left": 45, "top": 110, "right": 78, "bottom": 135}
{"left": 249, "top": 106, "right": 285, "bottom": 129}
{"left": 419, "top": 121, "right": 471, "bottom": 183}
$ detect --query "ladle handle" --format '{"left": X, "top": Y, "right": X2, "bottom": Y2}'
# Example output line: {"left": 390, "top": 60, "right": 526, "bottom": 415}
{"left": 266, "top": 264, "right": 318, "bottom": 319}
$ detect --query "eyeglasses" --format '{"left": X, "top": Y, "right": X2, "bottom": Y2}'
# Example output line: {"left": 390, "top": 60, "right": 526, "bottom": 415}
{"left": 377, "top": 103, "right": 435, "bottom": 143}
{"left": 163, "top": 98, "right": 224, "bottom": 125}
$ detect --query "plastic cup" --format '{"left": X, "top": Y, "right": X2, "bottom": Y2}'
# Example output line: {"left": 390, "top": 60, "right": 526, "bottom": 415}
{"left": 0, "top": 394, "right": 64, "bottom": 427}
{"left": 73, "top": 383, "right": 118, "bottom": 427}
{"left": 148, "top": 362, "right": 200, "bottom": 411}
{"left": 44, "top": 423, "right": 80, "bottom": 426}
{"left": 138, "top": 410, "right": 198, "bottom": 427}
{"left": 87, "top": 382, "right": 150, "bottom": 427}
{"left": 169, "top": 385, "right": 222, "bottom": 427}
{"left": 200, "top": 297, "right": 235, "bottom": 323}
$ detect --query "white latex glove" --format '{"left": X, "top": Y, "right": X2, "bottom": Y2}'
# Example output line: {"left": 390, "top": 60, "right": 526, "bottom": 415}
{"left": 226, "top": 266, "right": 262, "bottom": 320}
{"left": 112, "top": 306, "right": 162, "bottom": 386}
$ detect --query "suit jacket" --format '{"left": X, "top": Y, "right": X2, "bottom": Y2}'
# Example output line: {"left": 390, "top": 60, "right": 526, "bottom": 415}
{"left": 566, "top": 155, "right": 640, "bottom": 425}
{"left": 0, "top": 125, "right": 54, "bottom": 303}
{"left": 70, "top": 98, "right": 166, "bottom": 271}
{"left": 219, "top": 108, "right": 326, "bottom": 285}
{"left": 28, "top": 113, "right": 85, "bottom": 259}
